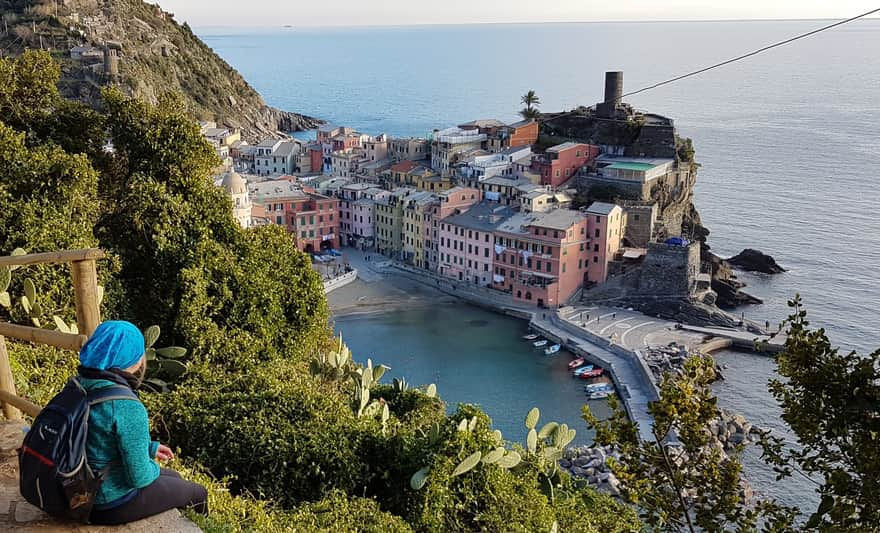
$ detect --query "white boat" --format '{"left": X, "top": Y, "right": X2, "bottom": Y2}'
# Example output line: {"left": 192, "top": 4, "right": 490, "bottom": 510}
{"left": 544, "top": 344, "right": 561, "bottom": 355}
{"left": 523, "top": 334, "right": 539, "bottom": 340}
{"left": 586, "top": 390, "right": 612, "bottom": 400}
{"left": 584, "top": 383, "right": 613, "bottom": 392}
{"left": 533, "top": 340, "right": 548, "bottom": 347}
{"left": 572, "top": 365, "right": 595, "bottom": 376}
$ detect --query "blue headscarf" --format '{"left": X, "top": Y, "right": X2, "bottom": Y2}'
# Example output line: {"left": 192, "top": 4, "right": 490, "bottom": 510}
{"left": 79, "top": 321, "right": 145, "bottom": 371}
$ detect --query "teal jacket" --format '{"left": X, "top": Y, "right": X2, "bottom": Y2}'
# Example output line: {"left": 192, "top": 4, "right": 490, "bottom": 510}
{"left": 80, "top": 377, "right": 160, "bottom": 506}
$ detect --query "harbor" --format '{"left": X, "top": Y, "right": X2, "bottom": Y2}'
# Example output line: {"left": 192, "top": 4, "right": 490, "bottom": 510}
{"left": 330, "top": 246, "right": 779, "bottom": 444}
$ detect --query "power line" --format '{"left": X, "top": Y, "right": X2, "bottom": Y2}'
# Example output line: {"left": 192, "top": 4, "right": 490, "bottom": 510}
{"left": 622, "top": 8, "right": 880, "bottom": 99}
{"left": 540, "top": 8, "right": 880, "bottom": 123}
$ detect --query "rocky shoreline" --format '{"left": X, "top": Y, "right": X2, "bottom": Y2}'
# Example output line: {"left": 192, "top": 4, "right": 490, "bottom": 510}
{"left": 562, "top": 408, "right": 761, "bottom": 500}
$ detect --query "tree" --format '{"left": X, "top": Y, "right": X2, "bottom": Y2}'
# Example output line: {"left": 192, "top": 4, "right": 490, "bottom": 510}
{"left": 520, "top": 90, "right": 541, "bottom": 120}
{"left": 521, "top": 90, "right": 541, "bottom": 110}
{"left": 761, "top": 297, "right": 880, "bottom": 531}
{"left": 584, "top": 356, "right": 796, "bottom": 532}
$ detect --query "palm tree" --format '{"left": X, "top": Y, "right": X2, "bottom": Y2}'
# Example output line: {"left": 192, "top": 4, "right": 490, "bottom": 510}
{"left": 521, "top": 90, "right": 541, "bottom": 110}
{"left": 520, "top": 90, "right": 541, "bottom": 121}
{"left": 519, "top": 107, "right": 540, "bottom": 120}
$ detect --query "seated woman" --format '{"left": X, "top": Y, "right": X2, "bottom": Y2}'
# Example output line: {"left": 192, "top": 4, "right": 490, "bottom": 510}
{"left": 76, "top": 320, "right": 208, "bottom": 525}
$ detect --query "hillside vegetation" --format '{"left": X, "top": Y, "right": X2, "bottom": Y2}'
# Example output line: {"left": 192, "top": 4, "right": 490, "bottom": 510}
{"left": 0, "top": 0, "right": 321, "bottom": 140}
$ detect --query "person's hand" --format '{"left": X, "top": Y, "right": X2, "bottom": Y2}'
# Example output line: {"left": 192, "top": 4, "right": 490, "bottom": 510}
{"left": 156, "top": 444, "right": 175, "bottom": 461}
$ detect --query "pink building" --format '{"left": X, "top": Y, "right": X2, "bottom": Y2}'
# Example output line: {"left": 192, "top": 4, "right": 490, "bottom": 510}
{"left": 584, "top": 202, "right": 625, "bottom": 285}
{"left": 438, "top": 202, "right": 515, "bottom": 286}
{"left": 531, "top": 142, "right": 600, "bottom": 188}
{"left": 424, "top": 187, "right": 482, "bottom": 269}
{"left": 491, "top": 210, "right": 590, "bottom": 308}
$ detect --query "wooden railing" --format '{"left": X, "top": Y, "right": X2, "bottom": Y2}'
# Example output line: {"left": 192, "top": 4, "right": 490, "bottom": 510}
{"left": 0, "top": 249, "right": 106, "bottom": 420}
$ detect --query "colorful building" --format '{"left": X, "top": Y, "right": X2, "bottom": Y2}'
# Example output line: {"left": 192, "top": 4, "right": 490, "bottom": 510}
{"left": 249, "top": 178, "right": 340, "bottom": 253}
{"left": 438, "top": 202, "right": 514, "bottom": 286}
{"left": 491, "top": 210, "right": 591, "bottom": 308}
{"left": 487, "top": 120, "right": 539, "bottom": 152}
{"left": 375, "top": 188, "right": 417, "bottom": 259}
{"left": 402, "top": 192, "right": 438, "bottom": 269}
{"left": 584, "top": 202, "right": 625, "bottom": 285}
{"left": 423, "top": 187, "right": 482, "bottom": 269}
{"left": 531, "top": 142, "right": 600, "bottom": 188}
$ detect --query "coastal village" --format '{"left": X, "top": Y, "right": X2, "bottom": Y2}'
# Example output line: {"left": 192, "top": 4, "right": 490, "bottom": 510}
{"left": 209, "top": 73, "right": 710, "bottom": 311}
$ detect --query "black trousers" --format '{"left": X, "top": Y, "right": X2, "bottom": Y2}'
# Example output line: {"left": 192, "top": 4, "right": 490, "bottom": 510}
{"left": 90, "top": 468, "right": 209, "bottom": 525}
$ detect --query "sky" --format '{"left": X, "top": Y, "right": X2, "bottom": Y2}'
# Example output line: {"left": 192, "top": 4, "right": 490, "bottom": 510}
{"left": 153, "top": 0, "right": 880, "bottom": 28}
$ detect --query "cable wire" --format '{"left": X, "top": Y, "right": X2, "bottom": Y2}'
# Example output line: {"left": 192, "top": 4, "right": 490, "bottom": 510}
{"left": 539, "top": 8, "right": 880, "bottom": 122}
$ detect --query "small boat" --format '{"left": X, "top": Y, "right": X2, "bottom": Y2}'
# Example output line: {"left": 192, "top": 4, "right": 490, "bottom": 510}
{"left": 584, "top": 383, "right": 613, "bottom": 392}
{"left": 568, "top": 357, "right": 585, "bottom": 369}
{"left": 544, "top": 344, "right": 561, "bottom": 356}
{"left": 533, "top": 340, "right": 548, "bottom": 347}
{"left": 572, "top": 365, "right": 595, "bottom": 376}
{"left": 523, "top": 334, "right": 539, "bottom": 340}
{"left": 578, "top": 368, "right": 605, "bottom": 379}
{"left": 586, "top": 390, "right": 612, "bottom": 400}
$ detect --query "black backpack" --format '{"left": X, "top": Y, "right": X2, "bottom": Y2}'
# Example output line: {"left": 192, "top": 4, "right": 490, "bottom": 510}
{"left": 19, "top": 377, "right": 138, "bottom": 523}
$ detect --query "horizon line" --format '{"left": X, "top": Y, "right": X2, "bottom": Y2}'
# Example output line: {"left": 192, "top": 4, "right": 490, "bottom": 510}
{"left": 192, "top": 16, "right": 880, "bottom": 31}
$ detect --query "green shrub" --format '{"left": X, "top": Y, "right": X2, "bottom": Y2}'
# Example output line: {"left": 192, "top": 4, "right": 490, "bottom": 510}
{"left": 147, "top": 361, "right": 369, "bottom": 506}
{"left": 286, "top": 490, "right": 413, "bottom": 533}
{"left": 7, "top": 342, "right": 77, "bottom": 406}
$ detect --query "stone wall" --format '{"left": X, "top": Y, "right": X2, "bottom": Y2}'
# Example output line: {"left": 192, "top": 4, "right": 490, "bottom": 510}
{"left": 619, "top": 202, "right": 657, "bottom": 247}
{"left": 638, "top": 242, "right": 700, "bottom": 297}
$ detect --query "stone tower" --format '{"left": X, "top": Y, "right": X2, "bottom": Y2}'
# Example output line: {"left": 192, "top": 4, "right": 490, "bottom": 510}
{"left": 596, "top": 71, "right": 625, "bottom": 119}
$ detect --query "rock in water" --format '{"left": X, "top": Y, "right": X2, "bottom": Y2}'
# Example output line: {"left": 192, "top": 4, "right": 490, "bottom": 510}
{"left": 727, "top": 249, "right": 786, "bottom": 274}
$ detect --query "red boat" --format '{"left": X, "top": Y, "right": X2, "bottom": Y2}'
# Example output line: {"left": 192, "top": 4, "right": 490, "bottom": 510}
{"left": 578, "top": 368, "right": 604, "bottom": 379}
{"left": 568, "top": 357, "right": 585, "bottom": 369}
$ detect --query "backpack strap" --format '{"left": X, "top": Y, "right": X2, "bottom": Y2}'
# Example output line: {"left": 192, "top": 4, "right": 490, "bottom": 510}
{"left": 85, "top": 384, "right": 140, "bottom": 406}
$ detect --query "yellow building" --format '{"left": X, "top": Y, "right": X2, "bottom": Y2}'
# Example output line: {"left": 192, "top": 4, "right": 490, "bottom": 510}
{"left": 375, "top": 187, "right": 416, "bottom": 259}
{"left": 401, "top": 192, "right": 437, "bottom": 268}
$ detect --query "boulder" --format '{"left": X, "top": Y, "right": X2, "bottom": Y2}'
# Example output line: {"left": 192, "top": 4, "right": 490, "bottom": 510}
{"left": 727, "top": 249, "right": 786, "bottom": 274}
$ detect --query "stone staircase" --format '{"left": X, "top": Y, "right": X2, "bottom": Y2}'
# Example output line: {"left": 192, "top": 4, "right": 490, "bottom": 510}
{"left": 0, "top": 421, "right": 201, "bottom": 532}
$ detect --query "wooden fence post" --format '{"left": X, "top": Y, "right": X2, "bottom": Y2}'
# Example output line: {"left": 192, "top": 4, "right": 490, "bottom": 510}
{"left": 0, "top": 335, "right": 21, "bottom": 420}
{"left": 71, "top": 259, "right": 101, "bottom": 337}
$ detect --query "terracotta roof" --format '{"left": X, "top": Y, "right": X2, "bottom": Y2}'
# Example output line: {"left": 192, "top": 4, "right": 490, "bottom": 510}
{"left": 391, "top": 160, "right": 418, "bottom": 173}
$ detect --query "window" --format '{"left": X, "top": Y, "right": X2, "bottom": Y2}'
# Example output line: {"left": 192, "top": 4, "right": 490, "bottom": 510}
{"left": 553, "top": 231, "right": 559, "bottom": 239}
{"left": 275, "top": 216, "right": 282, "bottom": 224}
{"left": 536, "top": 260, "right": 542, "bottom": 269}
{"left": 484, "top": 248, "right": 489, "bottom": 258}
{"left": 593, "top": 257, "right": 598, "bottom": 263}
{"left": 594, "top": 244, "right": 599, "bottom": 252}
{"left": 301, "top": 231, "right": 307, "bottom": 238}
{"left": 546, "top": 262, "right": 552, "bottom": 273}
{"left": 310, "top": 215, "right": 315, "bottom": 224}
{"left": 526, "top": 258, "right": 532, "bottom": 268}
{"left": 595, "top": 229, "right": 600, "bottom": 238}
{"left": 580, "top": 243, "right": 585, "bottom": 251}
{"left": 596, "top": 216, "right": 601, "bottom": 223}
{"left": 576, "top": 150, "right": 582, "bottom": 157}
{"left": 485, "top": 234, "right": 489, "bottom": 243}
{"left": 634, "top": 214, "right": 640, "bottom": 221}
{"left": 309, "top": 230, "right": 315, "bottom": 238}
{"left": 300, "top": 216, "right": 306, "bottom": 225}
{"left": 518, "top": 256, "right": 523, "bottom": 266}
{"left": 579, "top": 259, "right": 583, "bottom": 269}
{"left": 562, "top": 264, "right": 566, "bottom": 273}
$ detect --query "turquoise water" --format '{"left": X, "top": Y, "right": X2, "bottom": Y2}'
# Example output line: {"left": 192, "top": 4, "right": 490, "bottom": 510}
{"left": 333, "top": 303, "right": 611, "bottom": 446}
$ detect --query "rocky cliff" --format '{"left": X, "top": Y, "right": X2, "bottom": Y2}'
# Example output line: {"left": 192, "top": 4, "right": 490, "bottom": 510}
{"left": 0, "top": 0, "right": 322, "bottom": 141}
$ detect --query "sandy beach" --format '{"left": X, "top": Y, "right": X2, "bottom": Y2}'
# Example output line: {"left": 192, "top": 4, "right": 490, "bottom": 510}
{"left": 328, "top": 275, "right": 460, "bottom": 318}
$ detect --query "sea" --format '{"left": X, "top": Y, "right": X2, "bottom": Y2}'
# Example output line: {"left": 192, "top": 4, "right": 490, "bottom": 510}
{"left": 198, "top": 20, "right": 880, "bottom": 511}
